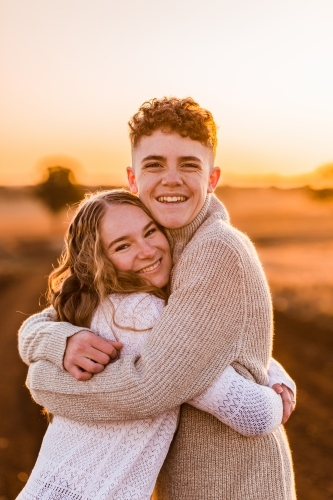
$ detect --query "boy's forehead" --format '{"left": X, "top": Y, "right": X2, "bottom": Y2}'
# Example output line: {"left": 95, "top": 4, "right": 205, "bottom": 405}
{"left": 131, "top": 130, "right": 214, "bottom": 160}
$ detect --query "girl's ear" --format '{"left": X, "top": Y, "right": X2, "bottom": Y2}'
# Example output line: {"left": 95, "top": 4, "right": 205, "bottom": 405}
{"left": 127, "top": 167, "right": 138, "bottom": 194}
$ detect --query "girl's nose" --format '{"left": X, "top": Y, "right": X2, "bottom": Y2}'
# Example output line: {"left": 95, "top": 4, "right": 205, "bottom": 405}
{"left": 138, "top": 241, "right": 156, "bottom": 259}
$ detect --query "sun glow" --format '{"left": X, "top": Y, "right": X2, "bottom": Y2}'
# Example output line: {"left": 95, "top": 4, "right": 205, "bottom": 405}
{"left": 1, "top": 0, "right": 332, "bottom": 186}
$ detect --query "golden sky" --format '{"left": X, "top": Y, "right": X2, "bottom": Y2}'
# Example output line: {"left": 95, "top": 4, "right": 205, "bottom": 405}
{"left": 0, "top": 0, "right": 333, "bottom": 186}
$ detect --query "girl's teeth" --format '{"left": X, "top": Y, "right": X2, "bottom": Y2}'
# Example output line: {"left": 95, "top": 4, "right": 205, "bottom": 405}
{"left": 139, "top": 260, "right": 160, "bottom": 273}
{"left": 157, "top": 196, "right": 186, "bottom": 203}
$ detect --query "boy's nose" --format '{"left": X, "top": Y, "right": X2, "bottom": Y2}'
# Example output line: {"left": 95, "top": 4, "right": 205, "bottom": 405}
{"left": 161, "top": 169, "right": 183, "bottom": 187}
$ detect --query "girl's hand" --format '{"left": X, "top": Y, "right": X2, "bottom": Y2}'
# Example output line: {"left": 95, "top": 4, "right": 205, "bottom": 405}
{"left": 63, "top": 331, "right": 123, "bottom": 381}
{"left": 272, "top": 383, "right": 296, "bottom": 424}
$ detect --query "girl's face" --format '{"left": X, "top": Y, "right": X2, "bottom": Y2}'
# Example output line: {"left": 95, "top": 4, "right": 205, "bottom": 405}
{"left": 100, "top": 204, "right": 172, "bottom": 289}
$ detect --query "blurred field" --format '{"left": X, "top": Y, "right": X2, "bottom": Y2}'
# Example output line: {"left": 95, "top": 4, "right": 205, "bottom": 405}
{"left": 0, "top": 186, "right": 332, "bottom": 499}
{"left": 217, "top": 186, "right": 333, "bottom": 327}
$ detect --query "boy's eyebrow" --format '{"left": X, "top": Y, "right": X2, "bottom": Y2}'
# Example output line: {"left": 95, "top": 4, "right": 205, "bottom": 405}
{"left": 107, "top": 220, "right": 155, "bottom": 249}
{"left": 141, "top": 155, "right": 202, "bottom": 163}
{"left": 178, "top": 156, "right": 202, "bottom": 163}
{"left": 141, "top": 155, "right": 166, "bottom": 163}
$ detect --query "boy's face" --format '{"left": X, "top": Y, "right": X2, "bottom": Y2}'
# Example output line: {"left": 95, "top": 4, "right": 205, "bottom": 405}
{"left": 127, "top": 130, "right": 220, "bottom": 229}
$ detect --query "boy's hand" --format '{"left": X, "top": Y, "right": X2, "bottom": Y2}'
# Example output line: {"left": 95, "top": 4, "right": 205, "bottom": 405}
{"left": 63, "top": 331, "right": 123, "bottom": 381}
{"left": 272, "top": 383, "right": 296, "bottom": 424}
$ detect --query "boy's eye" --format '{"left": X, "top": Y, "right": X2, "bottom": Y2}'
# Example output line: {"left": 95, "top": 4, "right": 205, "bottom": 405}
{"left": 181, "top": 163, "right": 200, "bottom": 170}
{"left": 144, "top": 162, "right": 163, "bottom": 170}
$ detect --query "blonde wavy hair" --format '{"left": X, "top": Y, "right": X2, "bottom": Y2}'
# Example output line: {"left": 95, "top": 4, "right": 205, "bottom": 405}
{"left": 48, "top": 189, "right": 167, "bottom": 328}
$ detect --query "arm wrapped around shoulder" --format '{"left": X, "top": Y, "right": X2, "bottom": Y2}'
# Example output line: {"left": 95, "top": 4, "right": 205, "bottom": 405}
{"left": 18, "top": 307, "right": 87, "bottom": 368}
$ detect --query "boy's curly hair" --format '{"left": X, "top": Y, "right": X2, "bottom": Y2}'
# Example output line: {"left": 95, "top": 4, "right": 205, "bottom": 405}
{"left": 128, "top": 97, "right": 217, "bottom": 153}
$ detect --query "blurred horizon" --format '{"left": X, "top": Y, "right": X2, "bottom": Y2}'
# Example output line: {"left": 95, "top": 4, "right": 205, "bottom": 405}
{"left": 1, "top": 0, "right": 333, "bottom": 187}
{"left": 1, "top": 160, "right": 332, "bottom": 190}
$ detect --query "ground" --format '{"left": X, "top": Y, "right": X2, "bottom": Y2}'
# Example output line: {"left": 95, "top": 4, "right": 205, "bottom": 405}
{"left": 0, "top": 187, "right": 332, "bottom": 499}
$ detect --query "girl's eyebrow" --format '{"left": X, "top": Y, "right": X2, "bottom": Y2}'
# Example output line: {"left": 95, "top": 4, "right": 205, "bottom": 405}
{"left": 107, "top": 220, "right": 155, "bottom": 249}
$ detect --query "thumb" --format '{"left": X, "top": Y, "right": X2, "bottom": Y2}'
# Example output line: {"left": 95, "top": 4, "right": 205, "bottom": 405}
{"left": 272, "top": 383, "right": 283, "bottom": 394}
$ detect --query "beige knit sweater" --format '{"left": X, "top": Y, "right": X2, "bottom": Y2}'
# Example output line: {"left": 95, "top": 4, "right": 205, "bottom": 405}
{"left": 19, "top": 195, "right": 296, "bottom": 499}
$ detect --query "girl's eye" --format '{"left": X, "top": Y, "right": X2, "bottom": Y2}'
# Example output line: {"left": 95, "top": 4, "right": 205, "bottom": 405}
{"left": 115, "top": 244, "right": 129, "bottom": 252}
{"left": 145, "top": 227, "right": 157, "bottom": 237}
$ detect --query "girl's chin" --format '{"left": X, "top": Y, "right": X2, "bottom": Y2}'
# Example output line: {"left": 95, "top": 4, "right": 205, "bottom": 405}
{"left": 146, "top": 277, "right": 168, "bottom": 289}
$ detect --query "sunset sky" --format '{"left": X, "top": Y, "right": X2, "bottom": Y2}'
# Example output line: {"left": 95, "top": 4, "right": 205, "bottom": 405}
{"left": 0, "top": 0, "right": 332, "bottom": 186}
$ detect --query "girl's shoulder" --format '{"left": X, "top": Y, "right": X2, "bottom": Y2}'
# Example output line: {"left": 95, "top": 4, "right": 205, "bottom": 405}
{"left": 92, "top": 293, "right": 165, "bottom": 333}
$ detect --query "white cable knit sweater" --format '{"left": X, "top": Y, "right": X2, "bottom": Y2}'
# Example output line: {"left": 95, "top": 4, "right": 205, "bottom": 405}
{"left": 18, "top": 293, "right": 285, "bottom": 500}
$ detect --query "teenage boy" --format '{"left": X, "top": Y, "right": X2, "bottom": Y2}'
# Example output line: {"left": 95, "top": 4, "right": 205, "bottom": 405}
{"left": 19, "top": 97, "right": 296, "bottom": 499}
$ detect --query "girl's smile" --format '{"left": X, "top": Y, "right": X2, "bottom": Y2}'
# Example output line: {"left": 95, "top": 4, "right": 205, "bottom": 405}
{"left": 99, "top": 204, "right": 172, "bottom": 289}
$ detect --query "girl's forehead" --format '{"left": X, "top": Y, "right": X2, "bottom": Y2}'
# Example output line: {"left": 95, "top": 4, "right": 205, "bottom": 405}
{"left": 100, "top": 204, "right": 153, "bottom": 238}
{"left": 103, "top": 203, "right": 150, "bottom": 220}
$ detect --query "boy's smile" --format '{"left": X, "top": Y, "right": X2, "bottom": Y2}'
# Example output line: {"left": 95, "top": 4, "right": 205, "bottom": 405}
{"left": 127, "top": 130, "right": 220, "bottom": 229}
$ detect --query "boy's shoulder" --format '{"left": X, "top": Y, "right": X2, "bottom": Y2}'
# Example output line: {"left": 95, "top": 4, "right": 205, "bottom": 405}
{"left": 192, "top": 198, "right": 256, "bottom": 259}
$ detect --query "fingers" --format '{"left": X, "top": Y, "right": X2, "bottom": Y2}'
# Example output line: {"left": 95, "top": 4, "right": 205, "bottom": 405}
{"left": 271, "top": 383, "right": 283, "bottom": 394}
{"left": 76, "top": 358, "right": 106, "bottom": 374}
{"left": 110, "top": 341, "right": 124, "bottom": 352}
{"left": 84, "top": 334, "right": 123, "bottom": 360}
{"left": 64, "top": 356, "right": 105, "bottom": 380}
{"left": 67, "top": 331, "right": 122, "bottom": 363}
{"left": 272, "top": 383, "right": 295, "bottom": 424}
{"left": 83, "top": 347, "right": 112, "bottom": 366}
{"left": 280, "top": 384, "right": 295, "bottom": 424}
{"left": 67, "top": 365, "right": 93, "bottom": 381}
{"left": 63, "top": 331, "right": 123, "bottom": 379}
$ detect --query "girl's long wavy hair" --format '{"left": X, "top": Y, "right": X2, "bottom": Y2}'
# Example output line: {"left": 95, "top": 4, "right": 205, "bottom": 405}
{"left": 47, "top": 189, "right": 167, "bottom": 328}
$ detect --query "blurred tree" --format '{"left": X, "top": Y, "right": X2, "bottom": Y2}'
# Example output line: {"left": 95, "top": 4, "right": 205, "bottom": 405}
{"left": 312, "top": 163, "right": 333, "bottom": 188}
{"left": 309, "top": 187, "right": 333, "bottom": 200}
{"left": 307, "top": 163, "right": 333, "bottom": 200}
{"left": 33, "top": 166, "right": 84, "bottom": 213}
{"left": 316, "top": 163, "right": 333, "bottom": 180}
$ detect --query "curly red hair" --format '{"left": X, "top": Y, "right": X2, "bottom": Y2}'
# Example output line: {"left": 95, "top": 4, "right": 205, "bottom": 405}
{"left": 128, "top": 97, "right": 217, "bottom": 153}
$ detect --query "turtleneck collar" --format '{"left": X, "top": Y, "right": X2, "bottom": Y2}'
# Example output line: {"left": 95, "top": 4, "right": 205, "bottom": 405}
{"left": 165, "top": 194, "right": 230, "bottom": 264}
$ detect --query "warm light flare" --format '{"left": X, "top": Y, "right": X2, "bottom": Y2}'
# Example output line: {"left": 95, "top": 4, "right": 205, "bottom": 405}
{"left": 0, "top": 1, "right": 332, "bottom": 187}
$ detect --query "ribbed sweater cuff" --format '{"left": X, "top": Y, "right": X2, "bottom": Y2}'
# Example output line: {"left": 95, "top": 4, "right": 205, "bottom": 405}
{"left": 42, "top": 323, "right": 88, "bottom": 369}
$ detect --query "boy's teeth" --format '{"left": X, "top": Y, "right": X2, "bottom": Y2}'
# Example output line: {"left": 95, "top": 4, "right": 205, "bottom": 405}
{"left": 139, "top": 260, "right": 160, "bottom": 273}
{"left": 157, "top": 196, "right": 186, "bottom": 203}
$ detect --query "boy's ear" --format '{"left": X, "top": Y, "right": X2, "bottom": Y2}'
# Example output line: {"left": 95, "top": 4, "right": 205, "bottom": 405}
{"left": 126, "top": 167, "right": 138, "bottom": 194}
{"left": 207, "top": 167, "right": 221, "bottom": 193}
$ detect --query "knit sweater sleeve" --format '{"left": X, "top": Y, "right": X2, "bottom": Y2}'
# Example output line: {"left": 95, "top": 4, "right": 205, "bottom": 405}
{"left": 267, "top": 358, "right": 296, "bottom": 398}
{"left": 189, "top": 365, "right": 283, "bottom": 436}
{"left": 26, "top": 238, "right": 268, "bottom": 422}
{"left": 18, "top": 307, "right": 88, "bottom": 368}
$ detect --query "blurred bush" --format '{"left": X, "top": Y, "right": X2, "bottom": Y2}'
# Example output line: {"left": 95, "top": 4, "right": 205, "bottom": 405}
{"left": 308, "top": 187, "right": 333, "bottom": 200}
{"left": 33, "top": 166, "right": 84, "bottom": 213}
